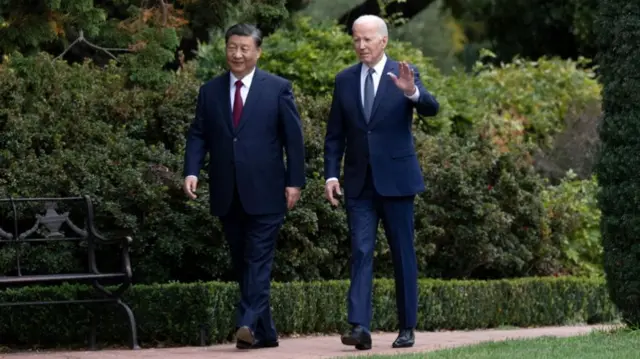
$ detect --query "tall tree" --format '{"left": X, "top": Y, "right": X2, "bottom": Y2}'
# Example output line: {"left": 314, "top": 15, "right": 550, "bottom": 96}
{"left": 0, "top": 0, "right": 289, "bottom": 66}
{"left": 338, "top": 0, "right": 435, "bottom": 33}
{"left": 446, "top": 0, "right": 598, "bottom": 62}
{"left": 331, "top": 0, "right": 599, "bottom": 64}
{"left": 595, "top": 0, "right": 640, "bottom": 326}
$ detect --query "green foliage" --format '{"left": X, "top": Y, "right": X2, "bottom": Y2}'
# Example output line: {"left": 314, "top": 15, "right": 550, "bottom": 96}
{"left": 413, "top": 134, "right": 556, "bottom": 278}
{"left": 297, "top": 0, "right": 361, "bottom": 20}
{"left": 197, "top": 16, "right": 601, "bottom": 144}
{"left": 0, "top": 0, "right": 290, "bottom": 89}
{"left": 447, "top": 0, "right": 599, "bottom": 62}
{"left": 594, "top": 0, "right": 640, "bottom": 327}
{"left": 0, "top": 53, "right": 228, "bottom": 284}
{"left": 388, "top": 0, "right": 466, "bottom": 72}
{"left": 119, "top": 27, "right": 183, "bottom": 89}
{"left": 197, "top": 16, "right": 441, "bottom": 95}
{"left": 299, "top": 0, "right": 466, "bottom": 72}
{"left": 542, "top": 171, "right": 602, "bottom": 277}
{"left": 451, "top": 52, "right": 601, "bottom": 148}
{"left": 196, "top": 0, "right": 289, "bottom": 35}
{"left": 0, "top": 277, "right": 618, "bottom": 349}
{"left": 0, "top": 0, "right": 289, "bottom": 56}
{"left": 0, "top": 14, "right": 605, "bottom": 284}
{"left": 0, "top": 0, "right": 107, "bottom": 55}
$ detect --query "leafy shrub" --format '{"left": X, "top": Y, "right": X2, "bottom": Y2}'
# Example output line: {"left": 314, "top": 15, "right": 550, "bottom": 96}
{"left": 541, "top": 171, "right": 602, "bottom": 277}
{"left": 0, "top": 53, "right": 228, "bottom": 284}
{"left": 0, "top": 16, "right": 604, "bottom": 284}
{"left": 411, "top": 133, "right": 560, "bottom": 279}
{"left": 449, "top": 52, "right": 601, "bottom": 149}
{"left": 197, "top": 16, "right": 602, "bottom": 144}
{"left": 196, "top": 16, "right": 450, "bottom": 133}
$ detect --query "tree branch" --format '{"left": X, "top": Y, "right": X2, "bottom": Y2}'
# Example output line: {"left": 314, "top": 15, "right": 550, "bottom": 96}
{"left": 53, "top": 30, "right": 131, "bottom": 62}
{"left": 159, "top": 0, "right": 168, "bottom": 26}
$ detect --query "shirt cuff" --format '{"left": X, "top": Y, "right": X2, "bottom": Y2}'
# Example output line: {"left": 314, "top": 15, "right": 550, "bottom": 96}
{"left": 326, "top": 177, "right": 338, "bottom": 184}
{"left": 186, "top": 175, "right": 198, "bottom": 181}
{"left": 405, "top": 86, "right": 420, "bottom": 102}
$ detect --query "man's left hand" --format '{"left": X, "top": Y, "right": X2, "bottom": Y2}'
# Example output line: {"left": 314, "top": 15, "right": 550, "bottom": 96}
{"left": 285, "top": 187, "right": 301, "bottom": 210}
{"left": 388, "top": 61, "right": 416, "bottom": 96}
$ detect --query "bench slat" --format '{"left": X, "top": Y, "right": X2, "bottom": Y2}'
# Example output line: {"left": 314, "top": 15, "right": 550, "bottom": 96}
{"left": 0, "top": 273, "right": 125, "bottom": 284}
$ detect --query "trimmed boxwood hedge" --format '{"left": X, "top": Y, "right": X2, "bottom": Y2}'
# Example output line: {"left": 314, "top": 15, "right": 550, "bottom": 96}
{"left": 0, "top": 277, "right": 617, "bottom": 350}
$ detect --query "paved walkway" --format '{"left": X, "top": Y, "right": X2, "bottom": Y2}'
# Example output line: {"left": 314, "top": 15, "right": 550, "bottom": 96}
{"left": 1, "top": 325, "right": 613, "bottom": 359}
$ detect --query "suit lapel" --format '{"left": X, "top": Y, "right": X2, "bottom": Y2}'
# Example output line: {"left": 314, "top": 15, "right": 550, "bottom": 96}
{"left": 219, "top": 72, "right": 234, "bottom": 134}
{"left": 235, "top": 69, "right": 265, "bottom": 134}
{"left": 352, "top": 64, "right": 366, "bottom": 124}
{"left": 369, "top": 59, "right": 396, "bottom": 126}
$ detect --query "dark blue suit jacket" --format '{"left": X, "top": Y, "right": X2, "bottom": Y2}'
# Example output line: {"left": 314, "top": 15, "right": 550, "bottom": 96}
{"left": 323, "top": 58, "right": 439, "bottom": 198}
{"left": 184, "top": 68, "right": 305, "bottom": 216}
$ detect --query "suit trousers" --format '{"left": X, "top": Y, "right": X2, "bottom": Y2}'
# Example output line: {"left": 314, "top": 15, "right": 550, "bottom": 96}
{"left": 219, "top": 188, "right": 284, "bottom": 341}
{"left": 345, "top": 165, "right": 418, "bottom": 330}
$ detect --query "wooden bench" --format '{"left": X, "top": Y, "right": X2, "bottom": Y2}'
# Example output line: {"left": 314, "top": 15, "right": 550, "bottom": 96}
{"left": 0, "top": 195, "right": 139, "bottom": 350}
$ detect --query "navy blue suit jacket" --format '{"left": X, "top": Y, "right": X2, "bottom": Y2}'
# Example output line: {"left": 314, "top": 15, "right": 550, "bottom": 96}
{"left": 323, "top": 58, "right": 439, "bottom": 198}
{"left": 184, "top": 68, "right": 305, "bottom": 216}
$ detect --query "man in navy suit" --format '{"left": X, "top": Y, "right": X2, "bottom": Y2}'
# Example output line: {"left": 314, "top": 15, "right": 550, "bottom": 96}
{"left": 183, "top": 23, "right": 305, "bottom": 350}
{"left": 323, "top": 15, "right": 439, "bottom": 350}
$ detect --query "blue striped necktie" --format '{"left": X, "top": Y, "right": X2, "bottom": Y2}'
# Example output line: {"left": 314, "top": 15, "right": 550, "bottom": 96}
{"left": 363, "top": 67, "right": 375, "bottom": 122}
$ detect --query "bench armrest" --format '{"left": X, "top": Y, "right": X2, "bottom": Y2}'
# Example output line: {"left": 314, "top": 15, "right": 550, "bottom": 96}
{"left": 86, "top": 229, "right": 134, "bottom": 278}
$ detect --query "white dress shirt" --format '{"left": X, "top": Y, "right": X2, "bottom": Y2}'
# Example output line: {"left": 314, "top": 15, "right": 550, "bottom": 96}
{"left": 185, "top": 67, "right": 257, "bottom": 182}
{"left": 326, "top": 55, "right": 420, "bottom": 184}
{"left": 230, "top": 67, "right": 256, "bottom": 109}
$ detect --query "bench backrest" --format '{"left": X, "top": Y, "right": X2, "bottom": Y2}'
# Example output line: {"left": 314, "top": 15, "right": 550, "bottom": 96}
{"left": 0, "top": 196, "right": 100, "bottom": 277}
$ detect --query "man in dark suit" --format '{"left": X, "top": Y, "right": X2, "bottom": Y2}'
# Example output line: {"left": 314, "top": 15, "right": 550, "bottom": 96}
{"left": 183, "top": 23, "right": 305, "bottom": 350}
{"left": 323, "top": 15, "right": 440, "bottom": 350}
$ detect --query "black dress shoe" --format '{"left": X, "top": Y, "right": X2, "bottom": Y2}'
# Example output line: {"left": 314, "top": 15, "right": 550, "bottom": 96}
{"left": 236, "top": 338, "right": 279, "bottom": 349}
{"left": 341, "top": 325, "right": 372, "bottom": 350}
{"left": 235, "top": 326, "right": 255, "bottom": 349}
{"left": 392, "top": 328, "right": 415, "bottom": 348}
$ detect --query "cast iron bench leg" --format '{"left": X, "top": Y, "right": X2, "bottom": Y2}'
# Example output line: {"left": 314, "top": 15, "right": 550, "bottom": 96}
{"left": 117, "top": 299, "right": 140, "bottom": 349}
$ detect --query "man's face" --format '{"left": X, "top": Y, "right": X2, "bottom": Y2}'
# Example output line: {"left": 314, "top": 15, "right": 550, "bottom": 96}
{"left": 225, "top": 35, "right": 261, "bottom": 78}
{"left": 352, "top": 21, "right": 387, "bottom": 67}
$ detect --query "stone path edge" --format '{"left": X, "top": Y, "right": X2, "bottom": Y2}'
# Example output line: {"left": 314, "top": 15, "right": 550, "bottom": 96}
{"left": 0, "top": 324, "right": 618, "bottom": 359}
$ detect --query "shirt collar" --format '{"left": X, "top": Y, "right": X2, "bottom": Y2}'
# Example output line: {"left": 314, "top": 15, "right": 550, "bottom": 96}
{"left": 362, "top": 54, "right": 387, "bottom": 75}
{"left": 230, "top": 67, "right": 256, "bottom": 88}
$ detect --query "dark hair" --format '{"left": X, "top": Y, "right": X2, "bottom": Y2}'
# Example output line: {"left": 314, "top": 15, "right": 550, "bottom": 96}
{"left": 224, "top": 23, "right": 263, "bottom": 48}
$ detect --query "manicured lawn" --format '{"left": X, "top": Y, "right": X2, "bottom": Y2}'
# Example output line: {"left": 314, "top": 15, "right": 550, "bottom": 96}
{"left": 353, "top": 328, "right": 639, "bottom": 359}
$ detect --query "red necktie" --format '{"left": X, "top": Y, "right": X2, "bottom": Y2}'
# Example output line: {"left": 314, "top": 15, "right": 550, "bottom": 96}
{"left": 232, "top": 80, "right": 243, "bottom": 127}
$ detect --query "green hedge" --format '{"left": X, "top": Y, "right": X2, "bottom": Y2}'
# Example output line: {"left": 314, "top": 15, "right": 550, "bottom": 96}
{"left": 595, "top": 0, "right": 640, "bottom": 326}
{"left": 0, "top": 277, "right": 617, "bottom": 349}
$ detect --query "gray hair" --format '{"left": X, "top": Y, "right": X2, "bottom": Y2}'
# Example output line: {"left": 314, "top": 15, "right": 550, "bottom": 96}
{"left": 352, "top": 15, "right": 388, "bottom": 37}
